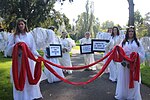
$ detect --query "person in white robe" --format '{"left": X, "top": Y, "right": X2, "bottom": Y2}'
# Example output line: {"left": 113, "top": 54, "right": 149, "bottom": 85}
{"left": 115, "top": 26, "right": 145, "bottom": 100}
{"left": 43, "top": 26, "right": 64, "bottom": 83}
{"left": 79, "top": 32, "right": 97, "bottom": 71}
{"left": 105, "top": 26, "right": 122, "bottom": 82}
{"left": 0, "top": 31, "right": 8, "bottom": 53}
{"left": 6, "top": 18, "right": 46, "bottom": 100}
{"left": 96, "top": 30, "right": 112, "bottom": 73}
{"left": 4, "top": 32, "right": 13, "bottom": 57}
{"left": 140, "top": 37, "right": 150, "bottom": 66}
{"left": 59, "top": 32, "right": 73, "bottom": 74}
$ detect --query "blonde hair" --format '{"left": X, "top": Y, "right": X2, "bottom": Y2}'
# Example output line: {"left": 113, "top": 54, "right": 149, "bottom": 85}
{"left": 14, "top": 18, "right": 29, "bottom": 35}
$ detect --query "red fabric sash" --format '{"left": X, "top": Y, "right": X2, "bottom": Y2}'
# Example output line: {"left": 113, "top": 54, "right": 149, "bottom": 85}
{"left": 12, "top": 42, "right": 42, "bottom": 91}
{"left": 12, "top": 42, "right": 140, "bottom": 91}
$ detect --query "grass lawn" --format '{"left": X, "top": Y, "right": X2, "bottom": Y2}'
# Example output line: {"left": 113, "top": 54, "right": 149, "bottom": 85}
{"left": 141, "top": 64, "right": 150, "bottom": 87}
{"left": 0, "top": 49, "right": 150, "bottom": 100}
{"left": 0, "top": 52, "right": 13, "bottom": 100}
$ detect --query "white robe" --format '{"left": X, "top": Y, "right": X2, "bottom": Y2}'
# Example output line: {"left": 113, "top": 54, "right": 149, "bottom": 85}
{"left": 115, "top": 40, "right": 145, "bottom": 100}
{"left": 96, "top": 32, "right": 111, "bottom": 73}
{"left": 44, "top": 30, "right": 64, "bottom": 83}
{"left": 105, "top": 35, "right": 122, "bottom": 82}
{"left": 79, "top": 38, "right": 97, "bottom": 70}
{"left": 4, "top": 32, "right": 13, "bottom": 57}
{"left": 0, "top": 31, "right": 8, "bottom": 52}
{"left": 59, "top": 38, "right": 73, "bottom": 74}
{"left": 6, "top": 33, "right": 46, "bottom": 100}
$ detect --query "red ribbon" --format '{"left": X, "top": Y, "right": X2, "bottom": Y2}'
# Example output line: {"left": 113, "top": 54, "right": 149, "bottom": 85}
{"left": 12, "top": 42, "right": 42, "bottom": 91}
{"left": 12, "top": 42, "right": 140, "bottom": 91}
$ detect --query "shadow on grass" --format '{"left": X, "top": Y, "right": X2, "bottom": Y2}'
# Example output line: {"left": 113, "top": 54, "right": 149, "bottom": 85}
{"left": 0, "top": 52, "right": 12, "bottom": 63}
{"left": 0, "top": 57, "right": 12, "bottom": 62}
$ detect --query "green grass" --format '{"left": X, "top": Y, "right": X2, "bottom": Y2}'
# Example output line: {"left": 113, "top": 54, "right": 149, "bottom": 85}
{"left": 141, "top": 64, "right": 150, "bottom": 87}
{"left": 0, "top": 50, "right": 150, "bottom": 100}
{"left": 0, "top": 52, "right": 13, "bottom": 100}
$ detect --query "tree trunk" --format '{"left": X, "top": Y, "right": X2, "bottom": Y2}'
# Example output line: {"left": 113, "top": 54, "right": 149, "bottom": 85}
{"left": 128, "top": 0, "right": 134, "bottom": 26}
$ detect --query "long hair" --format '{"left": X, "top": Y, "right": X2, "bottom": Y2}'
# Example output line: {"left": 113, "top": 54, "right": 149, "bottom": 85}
{"left": 14, "top": 18, "right": 29, "bottom": 35}
{"left": 111, "top": 26, "right": 120, "bottom": 38}
{"left": 122, "top": 26, "right": 140, "bottom": 47}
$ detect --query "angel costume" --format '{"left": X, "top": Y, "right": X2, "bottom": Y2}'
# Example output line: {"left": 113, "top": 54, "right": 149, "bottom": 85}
{"left": 6, "top": 32, "right": 46, "bottom": 100}
{"left": 105, "top": 35, "right": 122, "bottom": 82}
{"left": 96, "top": 32, "right": 111, "bottom": 73}
{"left": 0, "top": 31, "right": 8, "bottom": 53}
{"left": 79, "top": 38, "right": 97, "bottom": 70}
{"left": 115, "top": 40, "right": 145, "bottom": 100}
{"left": 43, "top": 29, "right": 64, "bottom": 83}
{"left": 59, "top": 37, "right": 73, "bottom": 74}
{"left": 4, "top": 32, "right": 13, "bottom": 57}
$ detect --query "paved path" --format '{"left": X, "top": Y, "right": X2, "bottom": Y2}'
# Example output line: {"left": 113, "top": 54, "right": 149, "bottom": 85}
{"left": 40, "top": 50, "right": 150, "bottom": 100}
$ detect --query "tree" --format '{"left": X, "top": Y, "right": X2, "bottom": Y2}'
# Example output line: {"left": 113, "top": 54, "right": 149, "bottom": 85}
{"left": 127, "top": 0, "right": 134, "bottom": 26}
{"left": 134, "top": 10, "right": 143, "bottom": 27}
{"left": 75, "top": 13, "right": 88, "bottom": 40}
{"left": 55, "top": 0, "right": 74, "bottom": 5}
{"left": 0, "top": 0, "right": 57, "bottom": 29}
{"left": 74, "top": 0, "right": 100, "bottom": 40}
{"left": 40, "top": 11, "right": 71, "bottom": 32}
{"left": 0, "top": 0, "right": 72, "bottom": 31}
{"left": 143, "top": 12, "right": 150, "bottom": 36}
{"left": 93, "top": 18, "right": 101, "bottom": 35}
{"left": 134, "top": 11, "right": 150, "bottom": 37}
{"left": 134, "top": 10, "right": 144, "bottom": 37}
{"left": 101, "top": 20, "right": 114, "bottom": 31}
{"left": 57, "top": 0, "right": 136, "bottom": 28}
{"left": 58, "top": 0, "right": 136, "bottom": 27}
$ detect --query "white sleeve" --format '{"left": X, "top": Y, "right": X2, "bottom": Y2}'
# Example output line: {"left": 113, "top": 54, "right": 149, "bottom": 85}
{"left": 29, "top": 34, "right": 40, "bottom": 56}
{"left": 31, "top": 28, "right": 50, "bottom": 50}
{"left": 66, "top": 39, "right": 72, "bottom": 52}
{"left": 106, "top": 38, "right": 114, "bottom": 51}
{"left": 105, "top": 41, "right": 112, "bottom": 53}
{"left": 138, "top": 42, "right": 145, "bottom": 63}
{"left": 79, "top": 38, "right": 83, "bottom": 44}
{"left": 47, "top": 29, "right": 56, "bottom": 44}
{"left": 5, "top": 35, "right": 15, "bottom": 56}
